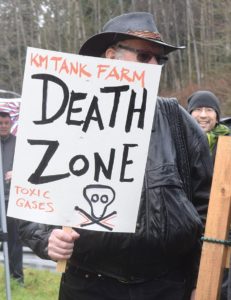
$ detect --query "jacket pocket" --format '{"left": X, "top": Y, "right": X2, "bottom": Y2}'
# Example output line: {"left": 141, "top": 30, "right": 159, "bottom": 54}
{"left": 146, "top": 165, "right": 202, "bottom": 255}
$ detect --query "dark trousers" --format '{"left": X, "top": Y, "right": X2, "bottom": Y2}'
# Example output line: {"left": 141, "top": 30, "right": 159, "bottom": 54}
{"left": 59, "top": 268, "right": 186, "bottom": 300}
{"left": 5, "top": 201, "right": 23, "bottom": 281}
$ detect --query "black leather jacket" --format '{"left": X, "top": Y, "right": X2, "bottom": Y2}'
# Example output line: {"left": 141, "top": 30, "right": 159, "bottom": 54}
{"left": 19, "top": 98, "right": 212, "bottom": 285}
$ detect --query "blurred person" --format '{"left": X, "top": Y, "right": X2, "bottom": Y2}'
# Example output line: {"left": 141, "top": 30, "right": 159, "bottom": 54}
{"left": 0, "top": 111, "right": 24, "bottom": 284}
{"left": 19, "top": 12, "right": 213, "bottom": 300}
{"left": 187, "top": 91, "right": 231, "bottom": 300}
{"left": 187, "top": 90, "right": 231, "bottom": 162}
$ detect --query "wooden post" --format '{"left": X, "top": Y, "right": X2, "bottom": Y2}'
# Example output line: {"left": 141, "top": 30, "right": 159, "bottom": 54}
{"left": 195, "top": 136, "right": 231, "bottom": 300}
{"left": 56, "top": 226, "right": 72, "bottom": 273}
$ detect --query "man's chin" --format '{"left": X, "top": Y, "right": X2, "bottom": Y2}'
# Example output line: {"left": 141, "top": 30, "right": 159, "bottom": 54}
{"left": 200, "top": 126, "right": 209, "bottom": 133}
{"left": 198, "top": 123, "right": 210, "bottom": 132}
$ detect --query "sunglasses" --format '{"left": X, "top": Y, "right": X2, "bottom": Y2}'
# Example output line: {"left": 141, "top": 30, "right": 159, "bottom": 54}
{"left": 116, "top": 44, "right": 168, "bottom": 65}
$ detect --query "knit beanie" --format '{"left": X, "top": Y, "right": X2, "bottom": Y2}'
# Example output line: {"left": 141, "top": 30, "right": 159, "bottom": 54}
{"left": 187, "top": 90, "right": 221, "bottom": 122}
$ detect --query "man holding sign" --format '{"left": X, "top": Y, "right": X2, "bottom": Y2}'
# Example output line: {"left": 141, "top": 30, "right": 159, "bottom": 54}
{"left": 18, "top": 12, "right": 212, "bottom": 300}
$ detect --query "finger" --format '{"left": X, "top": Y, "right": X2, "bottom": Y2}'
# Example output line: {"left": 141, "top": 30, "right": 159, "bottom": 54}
{"left": 48, "top": 244, "right": 73, "bottom": 260}
{"left": 48, "top": 238, "right": 74, "bottom": 260}
{"left": 48, "top": 229, "right": 79, "bottom": 260}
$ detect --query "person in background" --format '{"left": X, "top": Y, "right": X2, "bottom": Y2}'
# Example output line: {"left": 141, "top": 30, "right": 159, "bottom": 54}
{"left": 0, "top": 111, "right": 24, "bottom": 284}
{"left": 187, "top": 90, "right": 231, "bottom": 300}
{"left": 19, "top": 12, "right": 212, "bottom": 300}
{"left": 187, "top": 90, "right": 231, "bottom": 162}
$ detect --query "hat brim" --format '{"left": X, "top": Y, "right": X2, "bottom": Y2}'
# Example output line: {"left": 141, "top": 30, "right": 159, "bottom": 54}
{"left": 79, "top": 32, "right": 185, "bottom": 57}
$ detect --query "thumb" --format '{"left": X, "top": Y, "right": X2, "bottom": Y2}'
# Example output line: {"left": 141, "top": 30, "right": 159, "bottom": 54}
{"left": 70, "top": 230, "right": 80, "bottom": 241}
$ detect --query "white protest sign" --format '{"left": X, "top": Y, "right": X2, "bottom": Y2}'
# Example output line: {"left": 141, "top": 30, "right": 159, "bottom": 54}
{"left": 7, "top": 47, "right": 161, "bottom": 233}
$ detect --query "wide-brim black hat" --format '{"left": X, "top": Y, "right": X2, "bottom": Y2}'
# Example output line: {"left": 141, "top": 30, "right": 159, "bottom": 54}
{"left": 79, "top": 12, "right": 185, "bottom": 57}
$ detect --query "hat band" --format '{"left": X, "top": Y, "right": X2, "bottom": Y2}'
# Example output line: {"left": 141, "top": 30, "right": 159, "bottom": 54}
{"left": 127, "top": 31, "right": 162, "bottom": 41}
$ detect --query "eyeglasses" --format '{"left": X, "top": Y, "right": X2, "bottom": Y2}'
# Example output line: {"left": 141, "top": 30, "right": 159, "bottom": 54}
{"left": 115, "top": 44, "right": 168, "bottom": 65}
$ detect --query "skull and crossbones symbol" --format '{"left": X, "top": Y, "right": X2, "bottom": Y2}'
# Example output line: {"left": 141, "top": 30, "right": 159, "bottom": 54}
{"left": 75, "top": 184, "right": 117, "bottom": 231}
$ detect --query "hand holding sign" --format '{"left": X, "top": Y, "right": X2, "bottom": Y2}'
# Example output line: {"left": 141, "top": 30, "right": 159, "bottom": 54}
{"left": 48, "top": 227, "right": 79, "bottom": 260}
{"left": 48, "top": 226, "right": 79, "bottom": 272}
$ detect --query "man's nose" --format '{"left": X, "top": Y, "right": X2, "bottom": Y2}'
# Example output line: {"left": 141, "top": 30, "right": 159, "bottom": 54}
{"left": 199, "top": 109, "right": 208, "bottom": 117}
{"left": 148, "top": 56, "right": 158, "bottom": 65}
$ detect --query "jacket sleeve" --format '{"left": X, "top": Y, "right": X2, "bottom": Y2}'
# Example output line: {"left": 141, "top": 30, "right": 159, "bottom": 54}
{"left": 180, "top": 106, "right": 213, "bottom": 224}
{"left": 19, "top": 220, "right": 56, "bottom": 260}
{"left": 179, "top": 106, "right": 213, "bottom": 293}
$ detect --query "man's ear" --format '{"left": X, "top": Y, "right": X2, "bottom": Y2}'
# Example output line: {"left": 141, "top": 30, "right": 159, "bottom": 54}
{"left": 105, "top": 47, "right": 116, "bottom": 59}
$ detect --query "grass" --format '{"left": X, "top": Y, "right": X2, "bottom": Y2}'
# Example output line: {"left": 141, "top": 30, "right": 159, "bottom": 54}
{"left": 0, "top": 265, "right": 61, "bottom": 300}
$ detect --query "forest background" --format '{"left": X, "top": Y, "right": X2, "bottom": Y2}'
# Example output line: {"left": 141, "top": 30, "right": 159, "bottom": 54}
{"left": 0, "top": 0, "right": 230, "bottom": 115}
